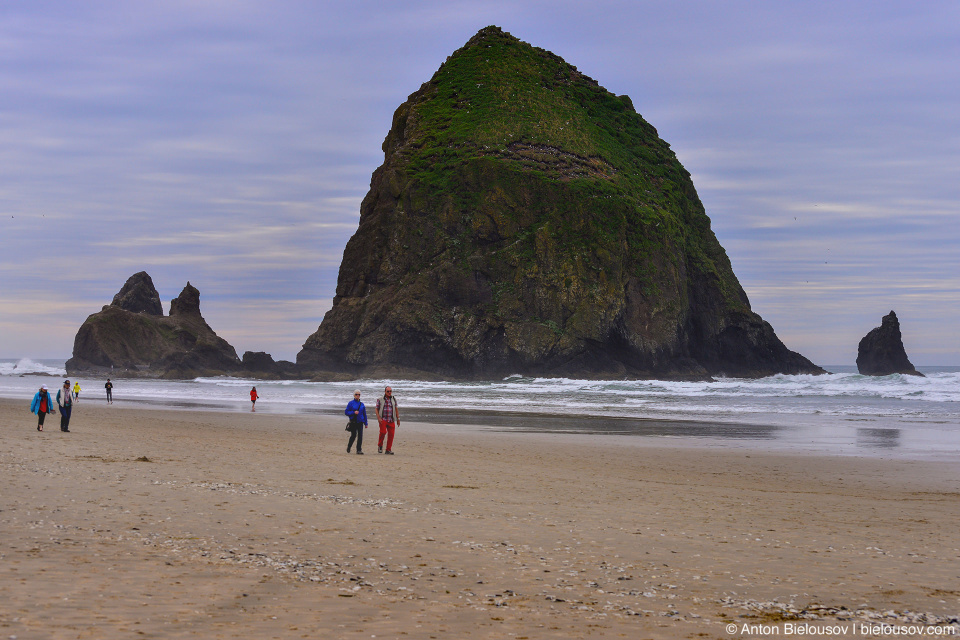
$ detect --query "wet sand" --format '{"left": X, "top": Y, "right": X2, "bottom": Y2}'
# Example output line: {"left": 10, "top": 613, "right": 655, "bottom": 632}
{"left": 1, "top": 398, "right": 958, "bottom": 638}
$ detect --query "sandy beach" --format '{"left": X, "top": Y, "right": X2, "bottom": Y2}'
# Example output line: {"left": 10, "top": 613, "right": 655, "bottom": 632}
{"left": 1, "top": 397, "right": 958, "bottom": 639}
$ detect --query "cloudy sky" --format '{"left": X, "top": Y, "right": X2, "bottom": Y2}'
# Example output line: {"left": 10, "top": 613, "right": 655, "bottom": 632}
{"left": 2, "top": 1, "right": 957, "bottom": 366}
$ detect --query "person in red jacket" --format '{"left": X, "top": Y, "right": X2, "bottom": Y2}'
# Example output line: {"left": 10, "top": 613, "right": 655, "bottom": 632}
{"left": 250, "top": 387, "right": 259, "bottom": 412}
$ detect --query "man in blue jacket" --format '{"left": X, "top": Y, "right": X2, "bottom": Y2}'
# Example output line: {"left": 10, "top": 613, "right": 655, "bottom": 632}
{"left": 344, "top": 390, "right": 367, "bottom": 455}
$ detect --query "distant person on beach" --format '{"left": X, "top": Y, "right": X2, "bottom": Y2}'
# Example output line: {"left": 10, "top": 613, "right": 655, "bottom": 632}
{"left": 30, "top": 384, "right": 56, "bottom": 431}
{"left": 105, "top": 379, "right": 113, "bottom": 404}
{"left": 250, "top": 387, "right": 259, "bottom": 412}
{"left": 375, "top": 386, "right": 400, "bottom": 455}
{"left": 72, "top": 381, "right": 81, "bottom": 401}
{"left": 57, "top": 380, "right": 74, "bottom": 432}
{"left": 344, "top": 389, "right": 367, "bottom": 454}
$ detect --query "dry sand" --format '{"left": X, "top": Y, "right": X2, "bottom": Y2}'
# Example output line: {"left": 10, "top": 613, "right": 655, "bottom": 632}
{"left": 1, "top": 397, "right": 958, "bottom": 639}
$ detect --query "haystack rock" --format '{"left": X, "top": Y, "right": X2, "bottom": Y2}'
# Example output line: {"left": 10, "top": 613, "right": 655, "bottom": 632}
{"left": 66, "top": 274, "right": 242, "bottom": 378}
{"left": 856, "top": 311, "right": 923, "bottom": 377}
{"left": 297, "top": 26, "right": 824, "bottom": 380}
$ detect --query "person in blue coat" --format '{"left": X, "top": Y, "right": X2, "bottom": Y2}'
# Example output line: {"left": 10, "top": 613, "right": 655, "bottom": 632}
{"left": 344, "top": 390, "right": 367, "bottom": 455}
{"left": 30, "top": 384, "right": 56, "bottom": 432}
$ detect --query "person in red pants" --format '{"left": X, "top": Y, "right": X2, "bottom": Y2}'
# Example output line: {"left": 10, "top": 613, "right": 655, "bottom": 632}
{"left": 375, "top": 386, "right": 400, "bottom": 454}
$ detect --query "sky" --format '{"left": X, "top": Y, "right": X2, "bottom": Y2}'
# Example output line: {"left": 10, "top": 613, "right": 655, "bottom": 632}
{"left": 1, "top": 1, "right": 958, "bottom": 366}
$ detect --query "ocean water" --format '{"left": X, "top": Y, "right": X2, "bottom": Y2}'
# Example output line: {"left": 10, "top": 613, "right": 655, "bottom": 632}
{"left": 2, "top": 358, "right": 959, "bottom": 460}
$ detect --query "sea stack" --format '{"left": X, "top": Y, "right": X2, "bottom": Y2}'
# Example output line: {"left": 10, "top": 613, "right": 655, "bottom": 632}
{"left": 856, "top": 311, "right": 923, "bottom": 377}
{"left": 66, "top": 274, "right": 242, "bottom": 378}
{"left": 241, "top": 351, "right": 299, "bottom": 378}
{"left": 297, "top": 26, "right": 823, "bottom": 380}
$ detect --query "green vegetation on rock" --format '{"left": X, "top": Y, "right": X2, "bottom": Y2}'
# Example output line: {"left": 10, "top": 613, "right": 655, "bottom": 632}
{"left": 298, "top": 26, "right": 822, "bottom": 379}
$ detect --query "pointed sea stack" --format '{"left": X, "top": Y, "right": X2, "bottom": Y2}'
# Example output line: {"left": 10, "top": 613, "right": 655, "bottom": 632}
{"left": 111, "top": 271, "right": 163, "bottom": 315}
{"left": 298, "top": 26, "right": 823, "bottom": 380}
{"left": 66, "top": 274, "right": 242, "bottom": 378}
{"left": 170, "top": 282, "right": 202, "bottom": 317}
{"left": 856, "top": 311, "right": 923, "bottom": 377}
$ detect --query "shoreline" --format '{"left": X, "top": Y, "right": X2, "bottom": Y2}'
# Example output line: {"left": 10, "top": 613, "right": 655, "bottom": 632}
{"left": 2, "top": 398, "right": 958, "bottom": 638}
{"left": 5, "top": 387, "right": 957, "bottom": 461}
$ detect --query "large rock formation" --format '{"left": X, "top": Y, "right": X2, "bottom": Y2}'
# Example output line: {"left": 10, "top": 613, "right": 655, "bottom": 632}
{"left": 66, "top": 274, "right": 243, "bottom": 378}
{"left": 856, "top": 311, "right": 923, "bottom": 377}
{"left": 298, "top": 26, "right": 823, "bottom": 380}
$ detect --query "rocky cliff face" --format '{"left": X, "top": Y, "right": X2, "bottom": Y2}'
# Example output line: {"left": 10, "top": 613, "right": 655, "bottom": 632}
{"left": 66, "top": 274, "right": 242, "bottom": 378}
{"left": 856, "top": 311, "right": 923, "bottom": 377}
{"left": 298, "top": 26, "right": 823, "bottom": 380}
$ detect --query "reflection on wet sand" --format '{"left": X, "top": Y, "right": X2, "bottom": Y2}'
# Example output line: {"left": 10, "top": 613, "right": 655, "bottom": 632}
{"left": 856, "top": 427, "right": 901, "bottom": 448}
{"left": 138, "top": 398, "right": 234, "bottom": 410}
{"left": 403, "top": 409, "right": 781, "bottom": 440}
{"left": 151, "top": 403, "right": 947, "bottom": 456}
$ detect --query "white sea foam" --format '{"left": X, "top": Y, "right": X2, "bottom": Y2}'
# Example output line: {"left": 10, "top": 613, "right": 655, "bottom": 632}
{"left": 0, "top": 358, "right": 66, "bottom": 377}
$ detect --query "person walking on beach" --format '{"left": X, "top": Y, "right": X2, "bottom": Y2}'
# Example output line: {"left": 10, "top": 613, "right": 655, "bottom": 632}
{"left": 250, "top": 386, "right": 259, "bottom": 412}
{"left": 375, "top": 386, "right": 399, "bottom": 455}
{"left": 57, "top": 380, "right": 74, "bottom": 432}
{"left": 105, "top": 379, "right": 113, "bottom": 404}
{"left": 30, "top": 384, "right": 56, "bottom": 432}
{"left": 345, "top": 390, "right": 367, "bottom": 454}
{"left": 72, "top": 381, "right": 81, "bottom": 401}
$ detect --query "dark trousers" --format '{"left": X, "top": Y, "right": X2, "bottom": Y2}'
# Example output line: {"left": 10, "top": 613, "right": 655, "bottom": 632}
{"left": 347, "top": 423, "right": 364, "bottom": 452}
{"left": 60, "top": 404, "right": 72, "bottom": 431}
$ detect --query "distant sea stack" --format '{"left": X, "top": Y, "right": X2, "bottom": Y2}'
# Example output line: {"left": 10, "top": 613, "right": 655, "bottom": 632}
{"left": 856, "top": 311, "right": 923, "bottom": 377}
{"left": 66, "top": 272, "right": 243, "bottom": 378}
{"left": 241, "top": 350, "right": 300, "bottom": 378}
{"left": 298, "top": 26, "right": 823, "bottom": 380}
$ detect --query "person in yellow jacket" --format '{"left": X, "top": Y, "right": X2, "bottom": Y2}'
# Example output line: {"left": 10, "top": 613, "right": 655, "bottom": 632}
{"left": 72, "top": 381, "right": 81, "bottom": 401}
